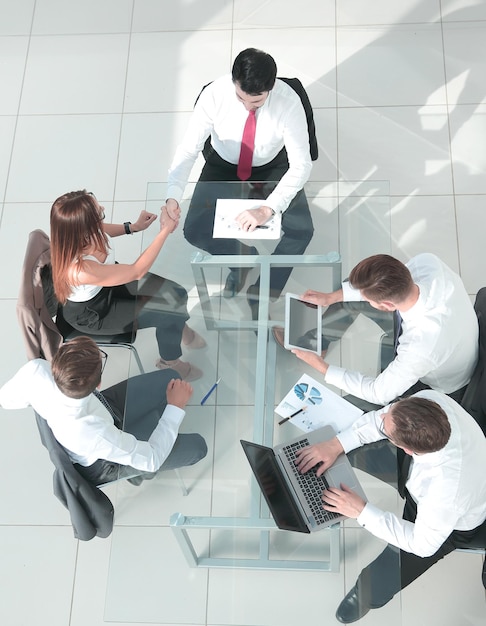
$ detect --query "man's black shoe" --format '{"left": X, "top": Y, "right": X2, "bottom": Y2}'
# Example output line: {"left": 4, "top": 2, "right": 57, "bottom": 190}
{"left": 223, "top": 267, "right": 251, "bottom": 298}
{"left": 335, "top": 586, "right": 370, "bottom": 624}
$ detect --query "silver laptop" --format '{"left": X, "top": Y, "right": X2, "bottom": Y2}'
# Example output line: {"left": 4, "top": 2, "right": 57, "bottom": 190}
{"left": 241, "top": 425, "right": 366, "bottom": 534}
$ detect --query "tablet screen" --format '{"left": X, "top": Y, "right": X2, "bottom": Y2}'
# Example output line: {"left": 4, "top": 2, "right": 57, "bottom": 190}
{"left": 284, "top": 294, "right": 322, "bottom": 354}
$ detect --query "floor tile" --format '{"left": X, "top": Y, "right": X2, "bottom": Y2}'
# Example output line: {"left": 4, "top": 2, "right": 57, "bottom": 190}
{"left": 443, "top": 21, "right": 486, "bottom": 105}
{"left": 336, "top": 0, "right": 442, "bottom": 25}
{"left": 20, "top": 34, "right": 129, "bottom": 114}
{"left": 338, "top": 105, "right": 453, "bottom": 196}
{"left": 390, "top": 195, "right": 459, "bottom": 271}
{"left": 337, "top": 24, "right": 446, "bottom": 107}
{"left": 456, "top": 194, "right": 486, "bottom": 294}
{"left": 124, "top": 31, "right": 232, "bottom": 113}
{"left": 31, "top": 0, "right": 133, "bottom": 34}
{"left": 0, "top": 0, "right": 35, "bottom": 35}
{"left": 233, "top": 0, "right": 336, "bottom": 28}
{"left": 132, "top": 0, "right": 233, "bottom": 32}
{"left": 0, "top": 526, "right": 77, "bottom": 626}
{"left": 0, "top": 117, "right": 16, "bottom": 199}
{"left": 441, "top": 0, "right": 486, "bottom": 21}
{"left": 104, "top": 526, "right": 209, "bottom": 623}
{"left": 6, "top": 114, "right": 122, "bottom": 202}
{"left": 450, "top": 103, "right": 486, "bottom": 194}
{"left": 0, "top": 36, "right": 29, "bottom": 114}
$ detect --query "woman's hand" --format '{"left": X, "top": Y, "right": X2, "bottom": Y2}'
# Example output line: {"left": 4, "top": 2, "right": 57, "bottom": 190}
{"left": 131, "top": 210, "right": 158, "bottom": 232}
{"left": 160, "top": 206, "right": 178, "bottom": 233}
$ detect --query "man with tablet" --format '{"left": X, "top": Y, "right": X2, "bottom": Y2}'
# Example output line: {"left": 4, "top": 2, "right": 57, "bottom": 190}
{"left": 277, "top": 253, "right": 478, "bottom": 406}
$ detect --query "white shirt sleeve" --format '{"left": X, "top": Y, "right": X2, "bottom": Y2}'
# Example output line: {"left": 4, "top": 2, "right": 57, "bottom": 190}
{"left": 357, "top": 499, "right": 460, "bottom": 557}
{"left": 92, "top": 404, "right": 185, "bottom": 472}
{"left": 325, "top": 341, "right": 439, "bottom": 406}
{"left": 264, "top": 98, "right": 312, "bottom": 214}
{"left": 0, "top": 362, "right": 33, "bottom": 409}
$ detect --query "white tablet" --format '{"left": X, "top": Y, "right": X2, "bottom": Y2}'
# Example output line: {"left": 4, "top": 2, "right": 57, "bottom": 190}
{"left": 284, "top": 293, "right": 323, "bottom": 354}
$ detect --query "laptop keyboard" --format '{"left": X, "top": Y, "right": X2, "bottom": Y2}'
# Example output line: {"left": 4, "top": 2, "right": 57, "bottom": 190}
{"left": 283, "top": 439, "right": 341, "bottom": 525}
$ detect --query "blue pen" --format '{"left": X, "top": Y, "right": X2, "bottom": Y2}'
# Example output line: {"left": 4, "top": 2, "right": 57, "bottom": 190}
{"left": 200, "top": 377, "right": 221, "bottom": 405}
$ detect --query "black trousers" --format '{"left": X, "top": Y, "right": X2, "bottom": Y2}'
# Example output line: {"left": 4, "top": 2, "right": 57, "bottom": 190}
{"left": 75, "top": 370, "right": 207, "bottom": 485}
{"left": 353, "top": 488, "right": 486, "bottom": 609}
{"left": 63, "top": 273, "right": 190, "bottom": 361}
{"left": 183, "top": 146, "right": 314, "bottom": 298}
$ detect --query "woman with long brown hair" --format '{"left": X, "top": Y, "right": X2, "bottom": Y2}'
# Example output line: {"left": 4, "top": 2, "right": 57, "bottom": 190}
{"left": 50, "top": 190, "right": 205, "bottom": 381}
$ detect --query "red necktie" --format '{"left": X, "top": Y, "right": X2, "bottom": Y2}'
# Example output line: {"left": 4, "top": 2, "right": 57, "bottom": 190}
{"left": 237, "top": 110, "right": 256, "bottom": 181}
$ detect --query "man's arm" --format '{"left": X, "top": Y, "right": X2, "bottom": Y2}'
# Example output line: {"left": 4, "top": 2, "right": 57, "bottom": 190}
{"left": 263, "top": 98, "right": 312, "bottom": 214}
{"left": 0, "top": 361, "right": 35, "bottom": 409}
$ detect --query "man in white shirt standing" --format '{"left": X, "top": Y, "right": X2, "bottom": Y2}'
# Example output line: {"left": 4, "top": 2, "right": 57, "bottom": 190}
{"left": 295, "top": 390, "right": 486, "bottom": 622}
{"left": 287, "top": 253, "right": 478, "bottom": 406}
{"left": 164, "top": 48, "right": 314, "bottom": 314}
{"left": 0, "top": 336, "right": 207, "bottom": 485}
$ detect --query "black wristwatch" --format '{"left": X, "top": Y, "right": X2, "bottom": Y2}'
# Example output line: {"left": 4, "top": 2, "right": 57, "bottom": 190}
{"left": 124, "top": 221, "right": 132, "bottom": 235}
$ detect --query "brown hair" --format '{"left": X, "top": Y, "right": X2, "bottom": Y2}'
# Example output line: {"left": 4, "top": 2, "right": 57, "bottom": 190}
{"left": 389, "top": 397, "right": 451, "bottom": 453}
{"left": 50, "top": 190, "right": 108, "bottom": 304}
{"left": 349, "top": 254, "right": 414, "bottom": 303}
{"left": 51, "top": 336, "right": 102, "bottom": 399}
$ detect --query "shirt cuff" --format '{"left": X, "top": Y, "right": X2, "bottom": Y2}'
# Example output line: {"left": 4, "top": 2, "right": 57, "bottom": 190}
{"left": 166, "top": 186, "right": 183, "bottom": 205}
{"left": 356, "top": 502, "right": 382, "bottom": 529}
{"left": 341, "top": 280, "right": 363, "bottom": 301}
{"left": 336, "top": 427, "right": 361, "bottom": 454}
{"left": 161, "top": 404, "right": 185, "bottom": 429}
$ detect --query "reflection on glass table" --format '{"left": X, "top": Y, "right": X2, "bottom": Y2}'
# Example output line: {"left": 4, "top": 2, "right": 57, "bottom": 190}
{"left": 103, "top": 179, "right": 401, "bottom": 623}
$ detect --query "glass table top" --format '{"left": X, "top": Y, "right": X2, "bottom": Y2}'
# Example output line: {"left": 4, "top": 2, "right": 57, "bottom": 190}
{"left": 103, "top": 179, "right": 403, "bottom": 625}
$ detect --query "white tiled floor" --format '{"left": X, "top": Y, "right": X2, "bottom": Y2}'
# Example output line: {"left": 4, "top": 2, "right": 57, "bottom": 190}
{"left": 1, "top": 1, "right": 486, "bottom": 624}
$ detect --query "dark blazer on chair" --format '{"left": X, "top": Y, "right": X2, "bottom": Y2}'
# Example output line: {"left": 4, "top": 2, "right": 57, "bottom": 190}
{"left": 17, "top": 229, "right": 62, "bottom": 361}
{"left": 35, "top": 412, "right": 114, "bottom": 541}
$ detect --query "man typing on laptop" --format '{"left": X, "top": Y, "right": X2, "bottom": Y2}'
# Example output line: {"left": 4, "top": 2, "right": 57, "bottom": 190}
{"left": 295, "top": 390, "right": 486, "bottom": 623}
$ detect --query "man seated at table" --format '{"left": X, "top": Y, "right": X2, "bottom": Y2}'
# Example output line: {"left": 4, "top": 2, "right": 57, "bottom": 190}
{"left": 0, "top": 336, "right": 207, "bottom": 485}
{"left": 278, "top": 253, "right": 478, "bottom": 406}
{"left": 295, "top": 391, "right": 486, "bottom": 623}
{"left": 163, "top": 47, "right": 314, "bottom": 315}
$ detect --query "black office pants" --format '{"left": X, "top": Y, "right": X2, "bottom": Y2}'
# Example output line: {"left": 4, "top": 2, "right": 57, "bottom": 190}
{"left": 183, "top": 146, "right": 314, "bottom": 298}
{"left": 353, "top": 491, "right": 486, "bottom": 609}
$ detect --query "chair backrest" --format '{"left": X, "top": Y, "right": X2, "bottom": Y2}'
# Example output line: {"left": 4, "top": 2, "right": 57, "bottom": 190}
{"left": 35, "top": 411, "right": 114, "bottom": 540}
{"left": 461, "top": 287, "right": 486, "bottom": 435}
{"left": 195, "top": 77, "right": 318, "bottom": 161}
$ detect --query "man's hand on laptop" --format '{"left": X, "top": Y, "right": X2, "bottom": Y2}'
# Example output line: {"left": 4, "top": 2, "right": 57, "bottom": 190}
{"left": 295, "top": 437, "right": 344, "bottom": 477}
{"left": 321, "top": 484, "right": 366, "bottom": 519}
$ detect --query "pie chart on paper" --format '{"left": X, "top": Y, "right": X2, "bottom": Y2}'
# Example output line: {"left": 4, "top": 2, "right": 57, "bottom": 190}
{"left": 293, "top": 382, "right": 322, "bottom": 406}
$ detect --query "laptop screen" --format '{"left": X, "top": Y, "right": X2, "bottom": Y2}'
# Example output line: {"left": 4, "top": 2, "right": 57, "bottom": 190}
{"left": 241, "top": 440, "right": 310, "bottom": 534}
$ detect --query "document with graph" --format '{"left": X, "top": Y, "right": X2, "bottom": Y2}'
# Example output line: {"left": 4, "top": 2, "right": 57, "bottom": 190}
{"left": 275, "top": 373, "right": 363, "bottom": 433}
{"left": 213, "top": 199, "right": 281, "bottom": 240}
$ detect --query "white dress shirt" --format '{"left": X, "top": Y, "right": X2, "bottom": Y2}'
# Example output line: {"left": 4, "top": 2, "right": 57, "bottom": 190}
{"left": 0, "top": 360, "right": 184, "bottom": 472}
{"left": 325, "top": 253, "right": 478, "bottom": 405}
{"left": 167, "top": 74, "right": 312, "bottom": 214}
{"left": 337, "top": 390, "right": 486, "bottom": 557}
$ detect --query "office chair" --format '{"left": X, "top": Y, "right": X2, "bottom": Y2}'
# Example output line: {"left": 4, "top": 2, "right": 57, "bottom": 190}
{"left": 35, "top": 408, "right": 189, "bottom": 541}
{"left": 17, "top": 229, "right": 144, "bottom": 373}
{"left": 461, "top": 287, "right": 486, "bottom": 435}
{"left": 457, "top": 287, "right": 486, "bottom": 586}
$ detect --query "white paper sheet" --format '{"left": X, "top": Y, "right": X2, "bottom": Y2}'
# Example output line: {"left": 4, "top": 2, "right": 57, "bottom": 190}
{"left": 275, "top": 373, "right": 363, "bottom": 433}
{"left": 213, "top": 198, "right": 281, "bottom": 240}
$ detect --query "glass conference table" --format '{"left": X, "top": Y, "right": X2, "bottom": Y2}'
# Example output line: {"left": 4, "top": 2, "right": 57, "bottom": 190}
{"left": 104, "top": 180, "right": 403, "bottom": 623}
